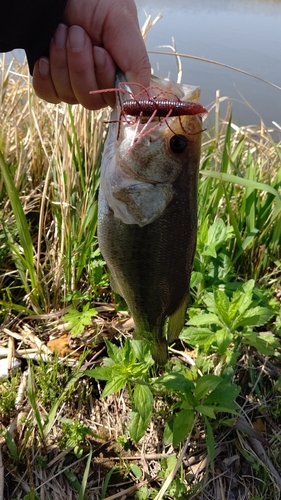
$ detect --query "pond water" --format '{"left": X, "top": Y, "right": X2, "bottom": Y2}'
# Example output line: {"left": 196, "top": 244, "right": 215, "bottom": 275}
{"left": 135, "top": 0, "right": 281, "bottom": 128}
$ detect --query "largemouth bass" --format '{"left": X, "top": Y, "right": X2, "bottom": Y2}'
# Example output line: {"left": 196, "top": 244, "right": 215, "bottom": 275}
{"left": 98, "top": 71, "right": 204, "bottom": 365}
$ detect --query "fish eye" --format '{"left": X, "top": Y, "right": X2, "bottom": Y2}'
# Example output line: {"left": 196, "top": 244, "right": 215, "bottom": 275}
{"left": 170, "top": 134, "right": 188, "bottom": 154}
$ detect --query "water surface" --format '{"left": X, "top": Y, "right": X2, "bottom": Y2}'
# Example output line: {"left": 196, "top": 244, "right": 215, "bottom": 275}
{"left": 135, "top": 0, "right": 281, "bottom": 127}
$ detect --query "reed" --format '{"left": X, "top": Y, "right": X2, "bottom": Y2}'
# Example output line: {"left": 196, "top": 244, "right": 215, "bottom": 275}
{"left": 0, "top": 56, "right": 109, "bottom": 314}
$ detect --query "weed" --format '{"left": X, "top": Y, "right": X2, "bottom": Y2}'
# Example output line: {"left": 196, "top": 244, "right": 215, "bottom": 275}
{"left": 26, "top": 357, "right": 86, "bottom": 445}
{"left": 86, "top": 340, "right": 239, "bottom": 448}
{"left": 184, "top": 280, "right": 277, "bottom": 364}
{"left": 59, "top": 417, "right": 103, "bottom": 457}
{"left": 0, "top": 370, "right": 20, "bottom": 422}
{"left": 62, "top": 302, "right": 98, "bottom": 337}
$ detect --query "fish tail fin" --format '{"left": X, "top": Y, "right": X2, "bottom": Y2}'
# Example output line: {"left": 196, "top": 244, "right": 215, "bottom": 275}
{"left": 133, "top": 325, "right": 168, "bottom": 365}
{"left": 151, "top": 340, "right": 168, "bottom": 366}
{"left": 167, "top": 294, "right": 189, "bottom": 342}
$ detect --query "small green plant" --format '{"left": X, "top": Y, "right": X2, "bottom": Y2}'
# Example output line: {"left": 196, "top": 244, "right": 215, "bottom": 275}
{"left": 135, "top": 486, "right": 157, "bottom": 500}
{"left": 182, "top": 279, "right": 277, "bottom": 366}
{"left": 1, "top": 428, "right": 19, "bottom": 462}
{"left": 0, "top": 370, "right": 20, "bottom": 422}
{"left": 86, "top": 339, "right": 155, "bottom": 442}
{"left": 0, "top": 152, "right": 45, "bottom": 312}
{"left": 26, "top": 359, "right": 85, "bottom": 444}
{"left": 157, "top": 367, "right": 239, "bottom": 450}
{"left": 30, "top": 353, "right": 80, "bottom": 408}
{"left": 22, "top": 493, "right": 40, "bottom": 500}
{"left": 192, "top": 217, "right": 235, "bottom": 297}
{"left": 63, "top": 449, "right": 93, "bottom": 500}
{"left": 88, "top": 245, "right": 109, "bottom": 295}
{"left": 100, "top": 467, "right": 119, "bottom": 499}
{"left": 59, "top": 417, "right": 103, "bottom": 457}
{"left": 157, "top": 455, "right": 188, "bottom": 498}
{"left": 62, "top": 302, "right": 98, "bottom": 337}
{"left": 87, "top": 339, "right": 240, "bottom": 449}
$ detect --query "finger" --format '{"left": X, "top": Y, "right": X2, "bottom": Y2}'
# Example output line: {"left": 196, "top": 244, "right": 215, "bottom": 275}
{"left": 93, "top": 46, "right": 116, "bottom": 108}
{"left": 63, "top": 0, "right": 151, "bottom": 91}
{"left": 102, "top": 1, "right": 151, "bottom": 90}
{"left": 33, "top": 57, "right": 61, "bottom": 103}
{"left": 49, "top": 23, "right": 78, "bottom": 104}
{"left": 66, "top": 25, "right": 108, "bottom": 110}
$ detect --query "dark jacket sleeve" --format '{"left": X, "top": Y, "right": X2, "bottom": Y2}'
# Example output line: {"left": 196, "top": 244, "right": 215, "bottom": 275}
{"left": 0, "top": 0, "right": 68, "bottom": 73}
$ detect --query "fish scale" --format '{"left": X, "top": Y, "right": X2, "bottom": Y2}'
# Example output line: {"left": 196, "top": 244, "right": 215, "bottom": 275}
{"left": 97, "top": 71, "right": 204, "bottom": 365}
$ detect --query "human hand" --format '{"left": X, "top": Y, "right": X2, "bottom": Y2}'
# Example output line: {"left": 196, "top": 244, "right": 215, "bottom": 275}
{"left": 32, "top": 0, "right": 151, "bottom": 110}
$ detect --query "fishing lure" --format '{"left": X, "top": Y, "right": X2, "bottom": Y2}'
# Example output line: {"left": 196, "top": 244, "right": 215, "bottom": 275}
{"left": 90, "top": 82, "right": 207, "bottom": 141}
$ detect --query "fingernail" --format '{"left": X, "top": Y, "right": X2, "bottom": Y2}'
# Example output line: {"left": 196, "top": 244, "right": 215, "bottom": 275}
{"left": 53, "top": 23, "right": 67, "bottom": 48}
{"left": 38, "top": 58, "right": 50, "bottom": 77}
{"left": 93, "top": 46, "right": 107, "bottom": 71}
{"left": 68, "top": 25, "right": 86, "bottom": 51}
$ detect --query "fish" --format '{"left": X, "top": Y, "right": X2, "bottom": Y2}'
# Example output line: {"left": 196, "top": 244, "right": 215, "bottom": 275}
{"left": 97, "top": 70, "right": 204, "bottom": 365}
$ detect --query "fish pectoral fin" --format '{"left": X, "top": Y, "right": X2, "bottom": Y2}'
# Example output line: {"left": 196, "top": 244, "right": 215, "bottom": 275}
{"left": 167, "top": 294, "right": 189, "bottom": 342}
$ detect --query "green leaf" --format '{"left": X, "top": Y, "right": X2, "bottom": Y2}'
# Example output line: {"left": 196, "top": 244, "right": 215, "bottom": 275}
{"left": 123, "top": 338, "right": 136, "bottom": 366}
{"left": 1, "top": 429, "right": 18, "bottom": 461}
{"left": 194, "top": 375, "right": 222, "bottom": 401}
{"left": 234, "top": 306, "right": 273, "bottom": 328}
{"left": 190, "top": 271, "right": 204, "bottom": 288}
{"left": 204, "top": 382, "right": 240, "bottom": 411}
{"left": 78, "top": 449, "right": 92, "bottom": 500}
{"left": 105, "top": 339, "right": 124, "bottom": 364}
{"left": 157, "top": 372, "right": 194, "bottom": 393}
{"left": 202, "top": 242, "right": 217, "bottom": 258}
{"left": 100, "top": 467, "right": 118, "bottom": 499}
{"left": 0, "top": 152, "right": 41, "bottom": 307}
{"left": 64, "top": 470, "right": 82, "bottom": 493}
{"left": 187, "top": 313, "right": 222, "bottom": 327}
{"left": 180, "top": 327, "right": 217, "bottom": 351}
{"left": 135, "top": 486, "right": 156, "bottom": 500}
{"left": 243, "top": 332, "right": 280, "bottom": 355}
{"left": 195, "top": 405, "right": 216, "bottom": 419}
{"left": 207, "top": 218, "right": 230, "bottom": 250}
{"left": 205, "top": 418, "right": 215, "bottom": 462}
{"left": 85, "top": 366, "right": 114, "bottom": 381}
{"left": 63, "top": 304, "right": 97, "bottom": 337}
{"left": 130, "top": 464, "right": 143, "bottom": 479}
{"left": 27, "top": 367, "right": 45, "bottom": 441}
{"left": 163, "top": 416, "right": 175, "bottom": 445}
{"left": 129, "top": 411, "right": 148, "bottom": 443}
{"left": 213, "top": 288, "right": 231, "bottom": 328}
{"left": 200, "top": 169, "right": 281, "bottom": 201}
{"left": 101, "top": 375, "right": 127, "bottom": 398}
{"left": 44, "top": 370, "right": 84, "bottom": 438}
{"left": 173, "top": 409, "right": 194, "bottom": 447}
{"left": 131, "top": 340, "right": 153, "bottom": 364}
{"left": 216, "top": 328, "right": 233, "bottom": 354}
{"left": 165, "top": 455, "right": 178, "bottom": 475}
{"left": 133, "top": 384, "right": 153, "bottom": 423}
{"left": 228, "top": 280, "right": 254, "bottom": 323}
{"left": 213, "top": 406, "right": 238, "bottom": 415}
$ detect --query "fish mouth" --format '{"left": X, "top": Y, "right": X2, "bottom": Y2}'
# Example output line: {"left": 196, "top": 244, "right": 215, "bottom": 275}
{"left": 114, "top": 69, "right": 206, "bottom": 151}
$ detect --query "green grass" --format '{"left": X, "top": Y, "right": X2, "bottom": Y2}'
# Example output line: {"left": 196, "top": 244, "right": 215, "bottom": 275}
{"left": 0, "top": 54, "right": 281, "bottom": 500}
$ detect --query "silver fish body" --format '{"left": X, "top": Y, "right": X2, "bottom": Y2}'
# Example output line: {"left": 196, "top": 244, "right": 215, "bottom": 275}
{"left": 98, "top": 72, "right": 203, "bottom": 365}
